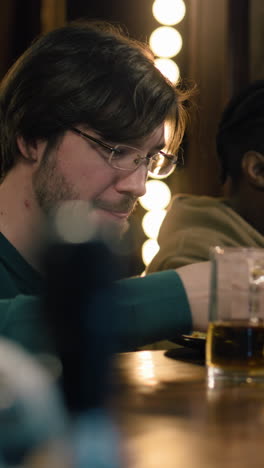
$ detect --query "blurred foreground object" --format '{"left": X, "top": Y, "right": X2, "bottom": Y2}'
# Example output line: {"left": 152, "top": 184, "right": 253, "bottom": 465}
{"left": 0, "top": 338, "right": 69, "bottom": 467}
{"left": 44, "top": 238, "right": 124, "bottom": 467}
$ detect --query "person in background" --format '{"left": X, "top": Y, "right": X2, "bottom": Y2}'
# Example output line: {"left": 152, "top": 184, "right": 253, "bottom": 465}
{"left": 147, "top": 80, "right": 264, "bottom": 273}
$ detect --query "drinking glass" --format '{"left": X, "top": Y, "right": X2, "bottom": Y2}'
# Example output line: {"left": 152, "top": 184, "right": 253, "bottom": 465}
{"left": 206, "top": 246, "right": 264, "bottom": 384}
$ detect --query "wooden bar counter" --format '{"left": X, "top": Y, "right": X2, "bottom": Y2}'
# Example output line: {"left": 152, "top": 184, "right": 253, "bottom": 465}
{"left": 111, "top": 349, "right": 264, "bottom": 468}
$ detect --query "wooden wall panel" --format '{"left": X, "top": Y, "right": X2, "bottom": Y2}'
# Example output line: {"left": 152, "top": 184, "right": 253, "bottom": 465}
{"left": 169, "top": 0, "right": 229, "bottom": 197}
{"left": 168, "top": 0, "right": 255, "bottom": 198}
{"left": 0, "top": 0, "right": 66, "bottom": 80}
{"left": 0, "top": 1, "right": 18, "bottom": 78}
{"left": 41, "top": 0, "right": 66, "bottom": 33}
{"left": 250, "top": 0, "right": 264, "bottom": 80}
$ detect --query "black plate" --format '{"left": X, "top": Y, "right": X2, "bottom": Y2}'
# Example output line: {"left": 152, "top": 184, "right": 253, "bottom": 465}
{"left": 172, "top": 334, "right": 206, "bottom": 352}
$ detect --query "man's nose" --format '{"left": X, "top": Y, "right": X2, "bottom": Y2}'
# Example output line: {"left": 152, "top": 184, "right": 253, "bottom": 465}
{"left": 115, "top": 165, "right": 147, "bottom": 197}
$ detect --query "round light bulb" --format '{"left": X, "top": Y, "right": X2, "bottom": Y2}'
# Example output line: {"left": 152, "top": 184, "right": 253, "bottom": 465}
{"left": 149, "top": 27, "right": 182, "bottom": 58}
{"left": 142, "top": 209, "right": 166, "bottom": 239}
{"left": 142, "top": 239, "right": 160, "bottom": 266}
{"left": 155, "top": 58, "right": 180, "bottom": 84}
{"left": 152, "top": 0, "right": 186, "bottom": 26}
{"left": 139, "top": 180, "right": 171, "bottom": 211}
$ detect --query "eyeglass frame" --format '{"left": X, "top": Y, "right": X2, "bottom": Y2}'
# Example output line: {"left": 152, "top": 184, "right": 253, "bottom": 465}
{"left": 70, "top": 127, "right": 184, "bottom": 175}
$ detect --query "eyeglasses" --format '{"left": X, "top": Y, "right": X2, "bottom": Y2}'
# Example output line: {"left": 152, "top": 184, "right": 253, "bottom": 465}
{"left": 71, "top": 127, "right": 183, "bottom": 178}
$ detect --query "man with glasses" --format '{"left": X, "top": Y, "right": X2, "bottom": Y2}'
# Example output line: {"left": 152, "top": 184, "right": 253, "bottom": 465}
{"left": 0, "top": 21, "right": 209, "bottom": 354}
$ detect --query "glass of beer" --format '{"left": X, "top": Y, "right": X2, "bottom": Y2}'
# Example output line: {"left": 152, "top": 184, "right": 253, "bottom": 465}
{"left": 206, "top": 246, "right": 264, "bottom": 384}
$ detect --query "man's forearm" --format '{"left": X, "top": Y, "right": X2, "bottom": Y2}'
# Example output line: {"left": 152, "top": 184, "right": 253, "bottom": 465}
{"left": 0, "top": 269, "right": 195, "bottom": 354}
{"left": 176, "top": 261, "right": 210, "bottom": 332}
{"left": 115, "top": 270, "right": 192, "bottom": 350}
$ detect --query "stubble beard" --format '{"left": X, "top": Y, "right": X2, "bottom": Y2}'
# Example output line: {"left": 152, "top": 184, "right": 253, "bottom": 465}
{"left": 33, "top": 152, "right": 78, "bottom": 216}
{"left": 33, "top": 155, "right": 136, "bottom": 242}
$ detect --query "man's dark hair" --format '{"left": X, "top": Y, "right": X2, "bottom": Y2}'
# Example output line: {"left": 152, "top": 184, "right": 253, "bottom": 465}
{"left": 0, "top": 21, "right": 190, "bottom": 180}
{"left": 216, "top": 80, "right": 264, "bottom": 184}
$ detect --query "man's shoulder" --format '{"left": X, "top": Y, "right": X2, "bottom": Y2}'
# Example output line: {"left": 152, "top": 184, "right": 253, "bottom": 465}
{"left": 0, "top": 233, "right": 43, "bottom": 299}
{"left": 0, "top": 261, "right": 24, "bottom": 299}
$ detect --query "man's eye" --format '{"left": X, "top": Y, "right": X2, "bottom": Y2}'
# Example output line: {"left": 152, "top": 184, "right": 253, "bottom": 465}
{"left": 111, "top": 149, "right": 124, "bottom": 159}
{"left": 116, "top": 147, "right": 130, "bottom": 156}
{"left": 112, "top": 147, "right": 132, "bottom": 159}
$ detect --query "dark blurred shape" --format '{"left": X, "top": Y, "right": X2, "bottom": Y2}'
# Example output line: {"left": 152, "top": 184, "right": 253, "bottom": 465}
{"left": 43, "top": 239, "right": 125, "bottom": 467}
{"left": 43, "top": 239, "right": 120, "bottom": 414}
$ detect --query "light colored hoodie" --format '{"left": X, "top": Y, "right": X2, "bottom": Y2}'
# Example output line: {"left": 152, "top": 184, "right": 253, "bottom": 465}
{"left": 147, "top": 194, "right": 264, "bottom": 273}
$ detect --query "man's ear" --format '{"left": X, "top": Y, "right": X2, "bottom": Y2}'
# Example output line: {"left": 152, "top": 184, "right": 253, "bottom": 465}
{"left": 242, "top": 151, "right": 264, "bottom": 190}
{"left": 16, "top": 135, "right": 39, "bottom": 162}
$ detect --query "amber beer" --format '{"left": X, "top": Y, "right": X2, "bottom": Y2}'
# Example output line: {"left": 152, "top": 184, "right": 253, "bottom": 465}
{"left": 207, "top": 320, "right": 264, "bottom": 375}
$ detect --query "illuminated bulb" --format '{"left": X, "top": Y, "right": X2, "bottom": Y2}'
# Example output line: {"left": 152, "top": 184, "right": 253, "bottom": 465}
{"left": 149, "top": 27, "right": 182, "bottom": 58}
{"left": 142, "top": 209, "right": 166, "bottom": 239}
{"left": 139, "top": 179, "right": 171, "bottom": 211}
{"left": 142, "top": 239, "right": 160, "bottom": 266}
{"left": 152, "top": 0, "right": 186, "bottom": 25}
{"left": 155, "top": 58, "right": 180, "bottom": 84}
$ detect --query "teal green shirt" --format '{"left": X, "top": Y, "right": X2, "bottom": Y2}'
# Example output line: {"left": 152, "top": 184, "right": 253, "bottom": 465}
{"left": 0, "top": 234, "right": 53, "bottom": 352}
{"left": 0, "top": 233, "right": 43, "bottom": 298}
{"left": 0, "top": 233, "right": 192, "bottom": 353}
